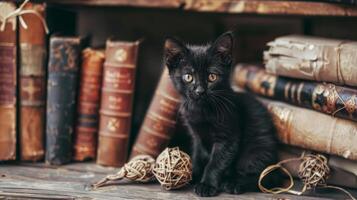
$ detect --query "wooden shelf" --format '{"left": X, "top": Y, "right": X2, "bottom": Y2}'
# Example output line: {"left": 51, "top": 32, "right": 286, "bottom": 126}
{"left": 0, "top": 162, "right": 355, "bottom": 199}
{"left": 43, "top": 0, "right": 357, "bottom": 17}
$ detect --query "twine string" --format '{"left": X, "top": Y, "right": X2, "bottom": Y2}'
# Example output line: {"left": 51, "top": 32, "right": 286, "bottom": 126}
{"left": 258, "top": 152, "right": 356, "bottom": 200}
{"left": 0, "top": 0, "right": 49, "bottom": 33}
{"left": 91, "top": 155, "right": 155, "bottom": 190}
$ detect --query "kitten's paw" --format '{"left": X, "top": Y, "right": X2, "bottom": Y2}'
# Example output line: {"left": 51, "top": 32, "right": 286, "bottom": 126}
{"left": 222, "top": 181, "right": 244, "bottom": 194}
{"left": 194, "top": 183, "right": 219, "bottom": 197}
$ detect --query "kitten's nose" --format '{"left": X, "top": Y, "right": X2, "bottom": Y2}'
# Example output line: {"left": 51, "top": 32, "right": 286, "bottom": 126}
{"left": 194, "top": 86, "right": 205, "bottom": 96}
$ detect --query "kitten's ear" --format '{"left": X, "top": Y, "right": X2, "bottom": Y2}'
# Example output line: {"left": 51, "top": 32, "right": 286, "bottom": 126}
{"left": 211, "top": 32, "right": 234, "bottom": 65}
{"left": 164, "top": 37, "right": 187, "bottom": 71}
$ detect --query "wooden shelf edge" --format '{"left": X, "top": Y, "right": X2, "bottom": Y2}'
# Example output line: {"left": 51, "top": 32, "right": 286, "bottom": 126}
{"left": 42, "top": 0, "right": 357, "bottom": 17}
{"left": 184, "top": 0, "right": 357, "bottom": 16}
{"left": 43, "top": 0, "right": 184, "bottom": 9}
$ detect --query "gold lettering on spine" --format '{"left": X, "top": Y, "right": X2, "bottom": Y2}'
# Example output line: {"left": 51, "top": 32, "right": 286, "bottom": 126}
{"left": 108, "top": 96, "right": 123, "bottom": 110}
{"left": 114, "top": 48, "right": 127, "bottom": 62}
{"left": 297, "top": 83, "right": 304, "bottom": 105}
{"left": 107, "top": 118, "right": 120, "bottom": 131}
{"left": 345, "top": 95, "right": 356, "bottom": 118}
{"left": 104, "top": 70, "right": 132, "bottom": 86}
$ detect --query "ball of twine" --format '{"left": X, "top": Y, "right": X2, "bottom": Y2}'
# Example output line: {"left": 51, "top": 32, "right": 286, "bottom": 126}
{"left": 92, "top": 155, "right": 155, "bottom": 189}
{"left": 298, "top": 154, "right": 330, "bottom": 190}
{"left": 152, "top": 147, "right": 192, "bottom": 190}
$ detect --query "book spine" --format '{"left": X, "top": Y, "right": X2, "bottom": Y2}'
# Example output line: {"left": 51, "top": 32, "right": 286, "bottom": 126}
{"left": 46, "top": 36, "right": 82, "bottom": 165}
{"left": 233, "top": 64, "right": 357, "bottom": 122}
{"left": 0, "top": 2, "right": 17, "bottom": 161}
{"left": 19, "top": 2, "right": 46, "bottom": 161}
{"left": 262, "top": 99, "right": 357, "bottom": 161}
{"left": 130, "top": 68, "right": 180, "bottom": 158}
{"left": 73, "top": 48, "right": 104, "bottom": 161}
{"left": 97, "top": 40, "right": 139, "bottom": 167}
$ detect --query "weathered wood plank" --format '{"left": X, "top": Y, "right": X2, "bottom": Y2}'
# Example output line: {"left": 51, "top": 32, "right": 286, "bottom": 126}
{"left": 0, "top": 163, "right": 345, "bottom": 200}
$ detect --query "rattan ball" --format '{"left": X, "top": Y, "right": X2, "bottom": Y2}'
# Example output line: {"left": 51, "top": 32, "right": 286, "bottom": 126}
{"left": 152, "top": 147, "right": 192, "bottom": 190}
{"left": 123, "top": 155, "right": 156, "bottom": 182}
{"left": 298, "top": 154, "right": 330, "bottom": 189}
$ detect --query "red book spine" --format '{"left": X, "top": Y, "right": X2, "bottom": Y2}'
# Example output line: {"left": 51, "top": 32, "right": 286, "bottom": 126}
{"left": 0, "top": 2, "right": 17, "bottom": 161}
{"left": 73, "top": 48, "right": 105, "bottom": 161}
{"left": 130, "top": 68, "right": 180, "bottom": 158}
{"left": 19, "top": 2, "right": 47, "bottom": 161}
{"left": 97, "top": 40, "right": 139, "bottom": 167}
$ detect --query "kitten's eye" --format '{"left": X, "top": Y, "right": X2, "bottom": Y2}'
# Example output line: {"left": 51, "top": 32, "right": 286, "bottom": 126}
{"left": 208, "top": 73, "right": 218, "bottom": 82}
{"left": 182, "top": 74, "right": 193, "bottom": 83}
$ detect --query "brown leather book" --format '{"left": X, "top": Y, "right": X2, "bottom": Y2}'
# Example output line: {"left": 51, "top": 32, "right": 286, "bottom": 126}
{"left": 130, "top": 68, "right": 180, "bottom": 158}
{"left": 73, "top": 48, "right": 105, "bottom": 161}
{"left": 97, "top": 40, "right": 140, "bottom": 167}
{"left": 19, "top": 2, "right": 46, "bottom": 161}
{"left": 279, "top": 145, "right": 357, "bottom": 189}
{"left": 261, "top": 99, "right": 357, "bottom": 161}
{"left": 233, "top": 64, "right": 357, "bottom": 122}
{"left": 0, "top": 2, "right": 17, "bottom": 161}
{"left": 264, "top": 35, "right": 357, "bottom": 87}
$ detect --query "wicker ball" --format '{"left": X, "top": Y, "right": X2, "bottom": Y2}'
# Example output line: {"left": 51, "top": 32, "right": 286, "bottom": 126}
{"left": 298, "top": 154, "right": 330, "bottom": 189}
{"left": 124, "top": 155, "right": 156, "bottom": 182}
{"left": 152, "top": 147, "right": 192, "bottom": 190}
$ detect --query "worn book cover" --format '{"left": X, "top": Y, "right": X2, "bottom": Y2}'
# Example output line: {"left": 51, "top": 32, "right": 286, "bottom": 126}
{"left": 0, "top": 2, "right": 17, "bottom": 161}
{"left": 46, "top": 36, "right": 83, "bottom": 165}
{"left": 19, "top": 2, "right": 47, "bottom": 162}
{"left": 130, "top": 68, "right": 180, "bottom": 158}
{"left": 233, "top": 64, "right": 357, "bottom": 122}
{"left": 261, "top": 99, "right": 357, "bottom": 161}
{"left": 97, "top": 40, "right": 139, "bottom": 167}
{"left": 73, "top": 48, "right": 104, "bottom": 161}
{"left": 264, "top": 35, "right": 357, "bottom": 87}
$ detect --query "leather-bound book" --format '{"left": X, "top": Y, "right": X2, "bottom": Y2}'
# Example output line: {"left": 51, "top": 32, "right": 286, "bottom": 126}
{"left": 264, "top": 35, "right": 357, "bottom": 87}
{"left": 73, "top": 48, "right": 104, "bottom": 161}
{"left": 261, "top": 99, "right": 357, "bottom": 161}
{"left": 97, "top": 40, "right": 140, "bottom": 167}
{"left": 46, "top": 36, "right": 83, "bottom": 165}
{"left": 0, "top": 2, "right": 17, "bottom": 161}
{"left": 233, "top": 64, "right": 357, "bottom": 122}
{"left": 19, "top": 2, "right": 46, "bottom": 161}
{"left": 130, "top": 68, "right": 180, "bottom": 158}
{"left": 279, "top": 145, "right": 357, "bottom": 189}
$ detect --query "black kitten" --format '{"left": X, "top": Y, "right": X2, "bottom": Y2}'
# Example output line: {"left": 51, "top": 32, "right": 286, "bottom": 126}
{"left": 164, "top": 32, "right": 278, "bottom": 197}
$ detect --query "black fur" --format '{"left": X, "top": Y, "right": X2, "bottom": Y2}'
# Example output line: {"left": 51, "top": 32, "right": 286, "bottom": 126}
{"left": 164, "top": 32, "right": 278, "bottom": 197}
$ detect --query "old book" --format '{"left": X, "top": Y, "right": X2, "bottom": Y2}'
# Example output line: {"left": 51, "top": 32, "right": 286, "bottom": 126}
{"left": 97, "top": 40, "right": 140, "bottom": 167}
{"left": 279, "top": 145, "right": 357, "bottom": 189}
{"left": 46, "top": 36, "right": 83, "bottom": 165}
{"left": 73, "top": 48, "right": 105, "bottom": 161}
{"left": 264, "top": 35, "right": 357, "bottom": 87}
{"left": 130, "top": 68, "right": 180, "bottom": 158}
{"left": 261, "top": 99, "right": 357, "bottom": 161}
{"left": 0, "top": 2, "right": 17, "bottom": 161}
{"left": 233, "top": 64, "right": 357, "bottom": 122}
{"left": 19, "top": 2, "right": 47, "bottom": 161}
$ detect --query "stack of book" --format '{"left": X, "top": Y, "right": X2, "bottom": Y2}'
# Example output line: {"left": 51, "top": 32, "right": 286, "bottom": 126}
{"left": 232, "top": 35, "right": 357, "bottom": 189}
{"left": 0, "top": 1, "right": 181, "bottom": 168}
